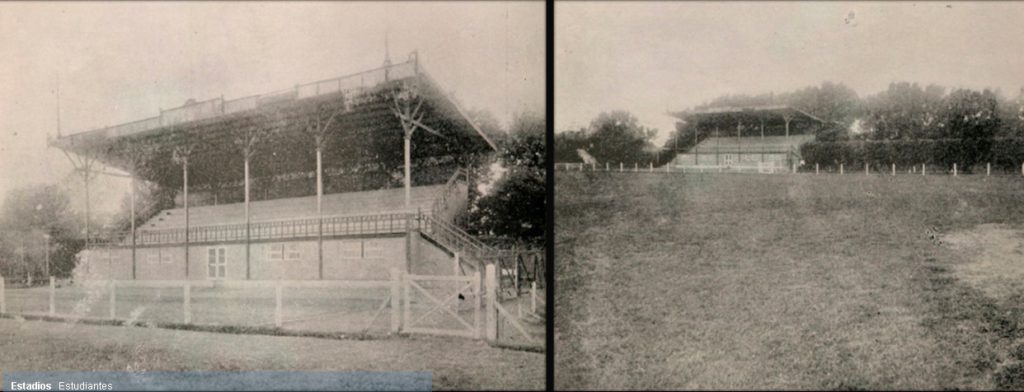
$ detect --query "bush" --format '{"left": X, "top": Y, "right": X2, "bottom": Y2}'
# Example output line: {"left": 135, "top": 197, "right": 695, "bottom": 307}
{"left": 801, "top": 138, "right": 1024, "bottom": 172}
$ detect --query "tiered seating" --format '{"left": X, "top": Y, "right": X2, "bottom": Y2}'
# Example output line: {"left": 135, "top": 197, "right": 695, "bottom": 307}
{"left": 142, "top": 185, "right": 444, "bottom": 230}
{"left": 691, "top": 134, "right": 815, "bottom": 154}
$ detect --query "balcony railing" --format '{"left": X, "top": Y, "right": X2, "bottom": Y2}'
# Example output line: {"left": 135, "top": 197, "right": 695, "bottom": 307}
{"left": 88, "top": 211, "right": 424, "bottom": 248}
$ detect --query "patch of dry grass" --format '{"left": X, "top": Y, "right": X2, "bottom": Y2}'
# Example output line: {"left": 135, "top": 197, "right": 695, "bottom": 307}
{"left": 555, "top": 172, "right": 1024, "bottom": 389}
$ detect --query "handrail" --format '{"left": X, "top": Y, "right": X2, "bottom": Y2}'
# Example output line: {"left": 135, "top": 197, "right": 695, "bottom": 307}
{"left": 430, "top": 168, "right": 466, "bottom": 222}
{"left": 87, "top": 211, "right": 422, "bottom": 247}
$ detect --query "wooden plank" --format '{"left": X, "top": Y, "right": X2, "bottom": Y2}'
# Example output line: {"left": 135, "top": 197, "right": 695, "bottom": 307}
{"left": 495, "top": 300, "right": 538, "bottom": 344}
{"left": 405, "top": 274, "right": 475, "bottom": 282}
{"left": 404, "top": 327, "right": 476, "bottom": 339}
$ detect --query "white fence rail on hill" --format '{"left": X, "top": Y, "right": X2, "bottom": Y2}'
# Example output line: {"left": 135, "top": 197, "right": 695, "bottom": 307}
{"left": 555, "top": 161, "right": 1024, "bottom": 176}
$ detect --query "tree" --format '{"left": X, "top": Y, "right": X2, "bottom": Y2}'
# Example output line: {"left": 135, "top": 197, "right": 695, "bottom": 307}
{"left": 462, "top": 111, "right": 545, "bottom": 247}
{"left": 584, "top": 111, "right": 657, "bottom": 164}
{"left": 934, "top": 88, "right": 1001, "bottom": 170}
{"left": 861, "top": 82, "right": 945, "bottom": 140}
{"left": 0, "top": 184, "right": 83, "bottom": 279}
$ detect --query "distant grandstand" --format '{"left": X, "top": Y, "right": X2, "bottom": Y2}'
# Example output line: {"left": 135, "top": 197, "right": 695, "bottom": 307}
{"left": 669, "top": 105, "right": 824, "bottom": 172}
{"left": 47, "top": 52, "right": 537, "bottom": 288}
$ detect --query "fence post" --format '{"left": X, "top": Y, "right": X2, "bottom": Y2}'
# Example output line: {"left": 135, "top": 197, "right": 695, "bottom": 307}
{"left": 49, "top": 276, "right": 55, "bottom": 317}
{"left": 473, "top": 271, "right": 482, "bottom": 339}
{"left": 634, "top": 163, "right": 638, "bottom": 172}
{"left": 792, "top": 162, "right": 797, "bottom": 174}
{"left": 390, "top": 268, "right": 401, "bottom": 333}
{"left": 109, "top": 280, "right": 116, "bottom": 320}
{"left": 987, "top": 162, "right": 991, "bottom": 177}
{"left": 274, "top": 280, "right": 283, "bottom": 328}
{"left": 815, "top": 163, "right": 819, "bottom": 175}
{"left": 923, "top": 164, "right": 926, "bottom": 176}
{"left": 839, "top": 163, "right": 844, "bottom": 175}
{"left": 485, "top": 264, "right": 497, "bottom": 342}
{"left": 865, "top": 163, "right": 869, "bottom": 175}
{"left": 619, "top": 162, "right": 623, "bottom": 172}
{"left": 953, "top": 163, "right": 958, "bottom": 176}
{"left": 183, "top": 282, "right": 191, "bottom": 324}
{"left": 666, "top": 163, "right": 670, "bottom": 173}
{"left": 531, "top": 281, "right": 537, "bottom": 314}
{"left": 0, "top": 275, "right": 4, "bottom": 314}
{"left": 403, "top": 270, "right": 411, "bottom": 333}
{"left": 892, "top": 163, "right": 896, "bottom": 176}
{"left": 605, "top": 162, "right": 609, "bottom": 171}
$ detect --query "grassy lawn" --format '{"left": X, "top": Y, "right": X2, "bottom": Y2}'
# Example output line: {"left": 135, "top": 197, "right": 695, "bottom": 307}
{"left": 0, "top": 318, "right": 542, "bottom": 390}
{"left": 555, "top": 172, "right": 1024, "bottom": 389}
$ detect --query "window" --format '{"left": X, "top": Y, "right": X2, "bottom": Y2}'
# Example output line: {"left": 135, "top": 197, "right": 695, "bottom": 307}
{"left": 268, "top": 244, "right": 284, "bottom": 261}
{"left": 207, "top": 247, "right": 225, "bottom": 279}
{"left": 268, "top": 243, "right": 301, "bottom": 261}
{"left": 285, "top": 243, "right": 301, "bottom": 260}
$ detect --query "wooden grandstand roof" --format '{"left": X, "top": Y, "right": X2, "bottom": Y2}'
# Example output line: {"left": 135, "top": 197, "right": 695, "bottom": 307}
{"left": 48, "top": 54, "right": 495, "bottom": 189}
{"left": 670, "top": 105, "right": 826, "bottom": 125}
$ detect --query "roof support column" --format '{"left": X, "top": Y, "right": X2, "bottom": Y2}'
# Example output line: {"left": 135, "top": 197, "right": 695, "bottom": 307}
{"left": 316, "top": 144, "right": 324, "bottom": 280}
{"left": 182, "top": 156, "right": 190, "bottom": 279}
{"left": 130, "top": 173, "right": 136, "bottom": 280}
{"left": 404, "top": 132, "right": 411, "bottom": 208}
{"left": 244, "top": 153, "right": 251, "bottom": 280}
{"left": 783, "top": 114, "right": 792, "bottom": 138}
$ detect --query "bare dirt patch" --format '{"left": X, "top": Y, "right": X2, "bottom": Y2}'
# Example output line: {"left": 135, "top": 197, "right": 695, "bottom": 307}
{"left": 943, "top": 224, "right": 1024, "bottom": 299}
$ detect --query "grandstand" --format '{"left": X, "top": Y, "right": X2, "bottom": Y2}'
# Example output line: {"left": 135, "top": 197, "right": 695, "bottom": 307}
{"left": 669, "top": 105, "right": 824, "bottom": 172}
{"left": 47, "top": 52, "right": 534, "bottom": 288}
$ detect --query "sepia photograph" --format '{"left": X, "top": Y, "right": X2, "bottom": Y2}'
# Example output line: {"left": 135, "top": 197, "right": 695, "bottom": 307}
{"left": 555, "top": 1, "right": 1024, "bottom": 390}
{"left": 0, "top": 1, "right": 545, "bottom": 390}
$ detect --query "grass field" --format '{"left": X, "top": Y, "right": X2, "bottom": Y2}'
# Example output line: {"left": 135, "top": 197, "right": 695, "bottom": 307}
{"left": 0, "top": 317, "right": 542, "bottom": 390}
{"left": 555, "top": 172, "right": 1024, "bottom": 389}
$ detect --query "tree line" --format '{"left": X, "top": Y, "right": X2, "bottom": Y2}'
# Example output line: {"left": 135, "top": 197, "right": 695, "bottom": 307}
{"left": 556, "top": 81, "right": 1024, "bottom": 171}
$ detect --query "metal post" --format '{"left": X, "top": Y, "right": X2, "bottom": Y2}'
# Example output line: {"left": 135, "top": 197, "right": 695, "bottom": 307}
{"left": 129, "top": 176, "right": 136, "bottom": 280}
{"left": 48, "top": 276, "right": 55, "bottom": 316}
{"left": 183, "top": 159, "right": 189, "bottom": 278}
{"left": 316, "top": 146, "right": 323, "bottom": 280}
{"left": 244, "top": 155, "right": 251, "bottom": 280}
{"left": 404, "top": 133, "right": 412, "bottom": 208}
{"left": 183, "top": 282, "right": 191, "bottom": 324}
{"left": 109, "top": 280, "right": 116, "bottom": 320}
{"left": 275, "top": 280, "right": 283, "bottom": 328}
{"left": 485, "top": 264, "right": 497, "bottom": 341}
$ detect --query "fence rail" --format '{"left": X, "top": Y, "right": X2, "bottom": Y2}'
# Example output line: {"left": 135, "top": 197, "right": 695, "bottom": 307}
{"left": 0, "top": 269, "right": 541, "bottom": 348}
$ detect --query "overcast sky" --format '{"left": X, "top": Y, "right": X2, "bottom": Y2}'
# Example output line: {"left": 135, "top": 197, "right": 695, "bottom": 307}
{"left": 0, "top": 1, "right": 543, "bottom": 214}
{"left": 556, "top": 1, "right": 1024, "bottom": 145}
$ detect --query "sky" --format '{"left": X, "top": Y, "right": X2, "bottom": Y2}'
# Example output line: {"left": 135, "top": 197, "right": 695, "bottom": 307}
{"left": 556, "top": 1, "right": 1024, "bottom": 145}
{"left": 0, "top": 1, "right": 544, "bottom": 215}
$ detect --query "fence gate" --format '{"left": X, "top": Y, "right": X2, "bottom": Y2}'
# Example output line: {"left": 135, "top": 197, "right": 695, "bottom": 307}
{"left": 402, "top": 273, "right": 481, "bottom": 339}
